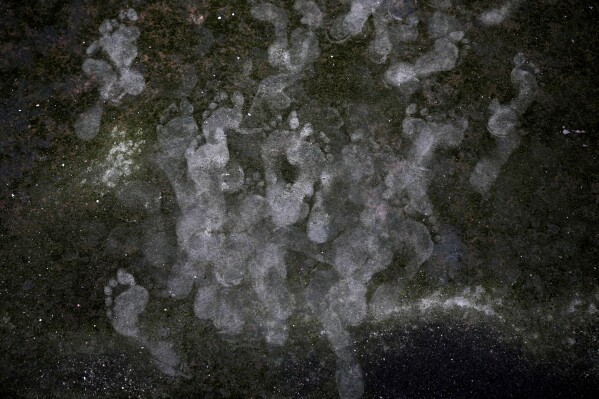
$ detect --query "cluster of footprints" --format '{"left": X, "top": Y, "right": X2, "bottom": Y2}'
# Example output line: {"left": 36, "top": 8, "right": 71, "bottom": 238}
{"left": 97, "top": 1, "right": 540, "bottom": 398}
{"left": 101, "top": 42, "right": 540, "bottom": 399}
{"left": 104, "top": 89, "right": 258, "bottom": 379}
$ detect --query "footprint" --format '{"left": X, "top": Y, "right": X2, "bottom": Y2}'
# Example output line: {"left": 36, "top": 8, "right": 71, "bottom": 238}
{"left": 74, "top": 9, "right": 144, "bottom": 142}
{"left": 105, "top": 269, "right": 189, "bottom": 377}
{"left": 105, "top": 269, "right": 148, "bottom": 338}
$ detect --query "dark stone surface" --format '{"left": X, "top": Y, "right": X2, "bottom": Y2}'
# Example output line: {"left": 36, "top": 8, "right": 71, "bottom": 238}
{"left": 1, "top": 0, "right": 598, "bottom": 397}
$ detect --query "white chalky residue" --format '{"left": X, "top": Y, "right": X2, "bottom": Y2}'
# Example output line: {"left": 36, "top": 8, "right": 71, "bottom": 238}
{"left": 371, "top": 286, "right": 499, "bottom": 322}
{"left": 92, "top": 127, "right": 145, "bottom": 188}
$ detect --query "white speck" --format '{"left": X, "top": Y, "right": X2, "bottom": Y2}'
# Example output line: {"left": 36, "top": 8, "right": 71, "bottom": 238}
{"left": 217, "top": 16, "right": 222, "bottom": 20}
{"left": 36, "top": 104, "right": 39, "bottom": 107}
{"left": 61, "top": 163, "right": 64, "bottom": 167}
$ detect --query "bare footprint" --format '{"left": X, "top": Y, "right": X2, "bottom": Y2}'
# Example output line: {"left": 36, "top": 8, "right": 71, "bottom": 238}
{"left": 105, "top": 269, "right": 148, "bottom": 338}
{"left": 105, "top": 269, "right": 190, "bottom": 377}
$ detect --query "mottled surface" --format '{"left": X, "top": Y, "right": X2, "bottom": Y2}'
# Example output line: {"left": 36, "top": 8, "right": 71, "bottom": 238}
{"left": 1, "top": 0, "right": 599, "bottom": 398}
